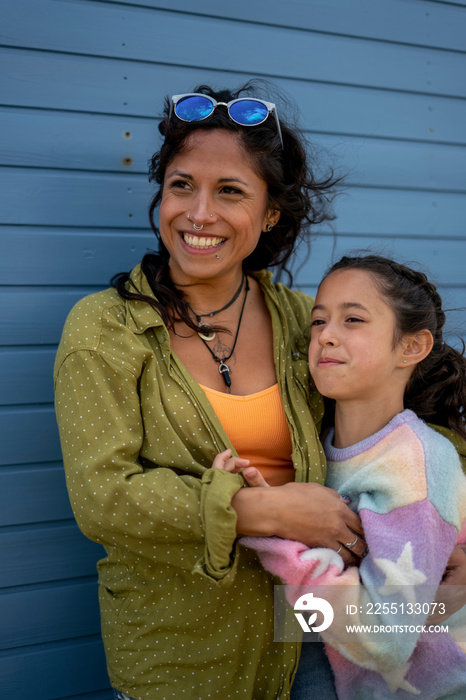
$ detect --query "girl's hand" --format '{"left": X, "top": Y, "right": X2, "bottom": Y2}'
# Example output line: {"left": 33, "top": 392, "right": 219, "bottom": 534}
{"left": 242, "top": 467, "right": 271, "bottom": 488}
{"left": 213, "top": 455, "right": 272, "bottom": 489}
{"left": 212, "top": 453, "right": 273, "bottom": 490}
{"left": 429, "top": 545, "right": 466, "bottom": 624}
{"left": 211, "top": 448, "right": 250, "bottom": 473}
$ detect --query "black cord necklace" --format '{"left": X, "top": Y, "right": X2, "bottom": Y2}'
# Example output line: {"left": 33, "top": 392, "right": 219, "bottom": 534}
{"left": 197, "top": 276, "right": 249, "bottom": 392}
{"left": 188, "top": 272, "right": 245, "bottom": 342}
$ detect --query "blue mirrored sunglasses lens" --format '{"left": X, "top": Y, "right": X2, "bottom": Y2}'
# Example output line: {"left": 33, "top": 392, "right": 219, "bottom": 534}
{"left": 229, "top": 100, "right": 268, "bottom": 125}
{"left": 175, "top": 95, "right": 214, "bottom": 121}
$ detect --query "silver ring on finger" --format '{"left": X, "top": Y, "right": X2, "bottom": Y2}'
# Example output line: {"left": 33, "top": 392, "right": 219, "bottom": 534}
{"left": 336, "top": 545, "right": 342, "bottom": 554}
{"left": 345, "top": 535, "right": 358, "bottom": 549}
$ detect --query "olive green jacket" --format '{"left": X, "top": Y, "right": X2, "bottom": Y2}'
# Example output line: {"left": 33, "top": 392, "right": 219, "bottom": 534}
{"left": 54, "top": 265, "right": 326, "bottom": 699}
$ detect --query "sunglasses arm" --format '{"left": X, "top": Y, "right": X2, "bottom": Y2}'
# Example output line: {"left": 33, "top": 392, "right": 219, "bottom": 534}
{"left": 271, "top": 108, "right": 284, "bottom": 149}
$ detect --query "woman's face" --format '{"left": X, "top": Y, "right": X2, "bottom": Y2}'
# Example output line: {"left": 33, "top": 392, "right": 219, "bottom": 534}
{"left": 159, "top": 129, "right": 277, "bottom": 286}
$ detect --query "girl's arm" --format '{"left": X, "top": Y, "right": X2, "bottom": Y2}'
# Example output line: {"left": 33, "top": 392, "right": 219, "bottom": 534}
{"left": 242, "top": 500, "right": 458, "bottom": 671}
{"left": 230, "top": 456, "right": 466, "bottom": 623}
{"left": 242, "top": 424, "right": 466, "bottom": 671}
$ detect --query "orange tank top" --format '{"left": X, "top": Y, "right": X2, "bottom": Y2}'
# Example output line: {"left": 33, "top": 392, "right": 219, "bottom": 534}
{"left": 200, "top": 383, "right": 294, "bottom": 486}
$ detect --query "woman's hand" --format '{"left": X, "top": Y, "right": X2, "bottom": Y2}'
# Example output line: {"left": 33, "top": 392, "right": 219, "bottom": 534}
{"left": 232, "top": 477, "right": 366, "bottom": 566}
{"left": 212, "top": 453, "right": 367, "bottom": 566}
{"left": 429, "top": 545, "right": 466, "bottom": 624}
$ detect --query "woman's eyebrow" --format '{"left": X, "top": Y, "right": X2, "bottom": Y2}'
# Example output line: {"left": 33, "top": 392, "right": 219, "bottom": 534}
{"left": 165, "top": 171, "right": 248, "bottom": 186}
{"left": 217, "top": 177, "right": 248, "bottom": 186}
{"left": 166, "top": 169, "right": 192, "bottom": 179}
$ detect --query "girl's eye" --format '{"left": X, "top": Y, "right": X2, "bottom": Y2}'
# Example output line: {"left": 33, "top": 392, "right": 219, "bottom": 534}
{"left": 346, "top": 316, "right": 363, "bottom": 323}
{"left": 311, "top": 319, "right": 325, "bottom": 327}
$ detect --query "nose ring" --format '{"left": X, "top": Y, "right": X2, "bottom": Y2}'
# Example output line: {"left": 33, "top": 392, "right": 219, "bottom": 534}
{"left": 187, "top": 213, "right": 204, "bottom": 231}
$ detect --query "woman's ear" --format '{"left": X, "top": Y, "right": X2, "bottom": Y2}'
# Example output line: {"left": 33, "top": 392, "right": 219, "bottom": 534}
{"left": 263, "top": 208, "right": 281, "bottom": 232}
{"left": 399, "top": 329, "right": 434, "bottom": 368}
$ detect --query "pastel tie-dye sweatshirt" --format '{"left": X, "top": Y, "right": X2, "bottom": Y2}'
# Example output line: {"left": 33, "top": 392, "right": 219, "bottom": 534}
{"left": 242, "top": 410, "right": 466, "bottom": 699}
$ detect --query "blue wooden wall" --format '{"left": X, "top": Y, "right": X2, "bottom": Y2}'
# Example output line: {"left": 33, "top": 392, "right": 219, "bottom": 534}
{"left": 1, "top": 1, "right": 465, "bottom": 697}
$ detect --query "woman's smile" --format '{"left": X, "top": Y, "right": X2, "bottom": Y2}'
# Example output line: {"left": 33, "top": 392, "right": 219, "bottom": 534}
{"left": 181, "top": 232, "right": 226, "bottom": 251}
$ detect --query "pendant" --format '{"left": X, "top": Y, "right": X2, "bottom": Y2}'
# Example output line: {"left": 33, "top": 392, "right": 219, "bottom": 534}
{"left": 197, "top": 322, "right": 216, "bottom": 342}
{"left": 218, "top": 362, "right": 232, "bottom": 389}
{"left": 198, "top": 330, "right": 216, "bottom": 342}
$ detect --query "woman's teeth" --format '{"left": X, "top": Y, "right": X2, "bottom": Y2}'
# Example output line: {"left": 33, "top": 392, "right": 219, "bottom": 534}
{"left": 183, "top": 234, "right": 225, "bottom": 249}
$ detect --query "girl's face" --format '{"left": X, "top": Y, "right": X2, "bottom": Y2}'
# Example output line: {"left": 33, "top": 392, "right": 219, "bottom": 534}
{"left": 159, "top": 129, "right": 277, "bottom": 287}
{"left": 308, "top": 269, "right": 407, "bottom": 404}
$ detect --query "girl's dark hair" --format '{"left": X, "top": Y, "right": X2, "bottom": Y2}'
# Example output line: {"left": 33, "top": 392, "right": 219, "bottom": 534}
{"left": 112, "top": 80, "right": 340, "bottom": 334}
{"left": 326, "top": 255, "right": 466, "bottom": 440}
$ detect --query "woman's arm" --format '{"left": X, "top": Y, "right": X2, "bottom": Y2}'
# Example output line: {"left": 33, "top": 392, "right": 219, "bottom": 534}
{"left": 232, "top": 481, "right": 365, "bottom": 559}
{"left": 55, "top": 348, "right": 244, "bottom": 582}
{"left": 212, "top": 454, "right": 365, "bottom": 562}
{"left": 56, "top": 346, "right": 361, "bottom": 581}
{"left": 207, "top": 456, "right": 363, "bottom": 564}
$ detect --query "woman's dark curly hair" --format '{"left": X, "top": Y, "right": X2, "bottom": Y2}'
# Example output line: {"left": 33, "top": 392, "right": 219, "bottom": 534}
{"left": 113, "top": 80, "right": 341, "bottom": 333}
{"left": 325, "top": 255, "right": 466, "bottom": 440}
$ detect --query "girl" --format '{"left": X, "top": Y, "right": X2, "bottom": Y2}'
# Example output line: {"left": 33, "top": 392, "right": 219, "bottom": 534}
{"left": 214, "top": 254, "right": 466, "bottom": 699}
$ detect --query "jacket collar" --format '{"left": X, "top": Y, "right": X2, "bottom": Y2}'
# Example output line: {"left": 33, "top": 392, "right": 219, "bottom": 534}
{"left": 125, "top": 264, "right": 166, "bottom": 334}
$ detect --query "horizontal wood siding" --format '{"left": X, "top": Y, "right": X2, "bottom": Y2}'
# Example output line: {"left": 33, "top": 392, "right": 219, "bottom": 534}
{"left": 1, "top": 1, "right": 465, "bottom": 697}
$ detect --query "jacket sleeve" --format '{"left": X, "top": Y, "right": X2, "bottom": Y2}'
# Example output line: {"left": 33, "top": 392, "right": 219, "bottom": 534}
{"left": 55, "top": 347, "right": 244, "bottom": 584}
{"left": 429, "top": 423, "right": 466, "bottom": 473}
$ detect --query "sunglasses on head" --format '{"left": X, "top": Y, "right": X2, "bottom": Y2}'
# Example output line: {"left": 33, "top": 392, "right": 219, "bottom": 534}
{"left": 169, "top": 93, "right": 284, "bottom": 148}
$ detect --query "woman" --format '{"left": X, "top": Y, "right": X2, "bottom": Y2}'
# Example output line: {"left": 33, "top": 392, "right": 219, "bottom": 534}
{"left": 54, "top": 83, "right": 465, "bottom": 699}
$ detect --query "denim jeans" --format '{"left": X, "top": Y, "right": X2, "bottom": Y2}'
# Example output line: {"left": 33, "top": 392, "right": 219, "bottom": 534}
{"left": 290, "top": 638, "right": 338, "bottom": 700}
{"left": 113, "top": 690, "right": 135, "bottom": 700}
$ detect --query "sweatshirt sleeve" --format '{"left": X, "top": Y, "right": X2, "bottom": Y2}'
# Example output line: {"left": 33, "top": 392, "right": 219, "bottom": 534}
{"left": 242, "top": 421, "right": 466, "bottom": 671}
